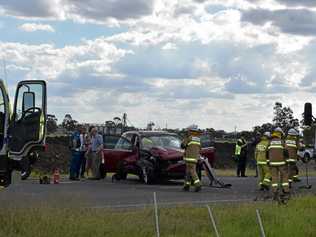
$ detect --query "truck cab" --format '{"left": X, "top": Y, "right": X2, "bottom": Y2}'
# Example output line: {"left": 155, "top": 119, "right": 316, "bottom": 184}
{"left": 0, "top": 80, "right": 47, "bottom": 187}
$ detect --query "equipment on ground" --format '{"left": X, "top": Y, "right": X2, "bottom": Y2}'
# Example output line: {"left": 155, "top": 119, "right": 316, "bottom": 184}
{"left": 200, "top": 156, "right": 232, "bottom": 188}
{"left": 299, "top": 161, "right": 312, "bottom": 189}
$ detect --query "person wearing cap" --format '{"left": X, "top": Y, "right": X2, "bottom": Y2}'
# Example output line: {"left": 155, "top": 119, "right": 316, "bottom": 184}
{"left": 268, "top": 127, "right": 290, "bottom": 201}
{"left": 234, "top": 136, "right": 248, "bottom": 177}
{"left": 255, "top": 132, "right": 271, "bottom": 190}
{"left": 285, "top": 128, "right": 301, "bottom": 185}
{"left": 181, "top": 125, "right": 202, "bottom": 192}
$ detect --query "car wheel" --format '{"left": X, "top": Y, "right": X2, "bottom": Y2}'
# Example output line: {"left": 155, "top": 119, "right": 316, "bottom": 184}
{"left": 0, "top": 171, "right": 12, "bottom": 188}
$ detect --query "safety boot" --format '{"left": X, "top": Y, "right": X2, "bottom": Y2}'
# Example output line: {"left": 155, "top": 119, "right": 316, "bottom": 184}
{"left": 194, "top": 185, "right": 202, "bottom": 192}
{"left": 183, "top": 185, "right": 190, "bottom": 192}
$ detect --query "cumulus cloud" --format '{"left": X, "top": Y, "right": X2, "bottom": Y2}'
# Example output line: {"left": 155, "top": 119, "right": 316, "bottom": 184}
{"left": 19, "top": 23, "right": 55, "bottom": 32}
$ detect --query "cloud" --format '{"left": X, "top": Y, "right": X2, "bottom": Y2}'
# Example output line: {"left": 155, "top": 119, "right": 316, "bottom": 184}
{"left": 19, "top": 23, "right": 55, "bottom": 32}
{"left": 242, "top": 8, "right": 316, "bottom": 36}
{"left": 0, "top": 0, "right": 62, "bottom": 19}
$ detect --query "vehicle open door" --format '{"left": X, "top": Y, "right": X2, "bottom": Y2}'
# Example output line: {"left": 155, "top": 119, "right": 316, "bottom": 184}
{"left": 0, "top": 80, "right": 12, "bottom": 187}
{"left": 8, "top": 80, "right": 47, "bottom": 160}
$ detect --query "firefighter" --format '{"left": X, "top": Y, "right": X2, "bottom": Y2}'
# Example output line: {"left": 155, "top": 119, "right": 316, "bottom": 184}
{"left": 268, "top": 127, "right": 290, "bottom": 201}
{"left": 255, "top": 132, "right": 271, "bottom": 190}
{"left": 234, "top": 137, "right": 248, "bottom": 177}
{"left": 285, "top": 128, "right": 301, "bottom": 185}
{"left": 182, "top": 125, "right": 202, "bottom": 192}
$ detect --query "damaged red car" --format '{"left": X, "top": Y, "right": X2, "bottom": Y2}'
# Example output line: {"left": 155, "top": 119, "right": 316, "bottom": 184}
{"left": 102, "top": 131, "right": 215, "bottom": 184}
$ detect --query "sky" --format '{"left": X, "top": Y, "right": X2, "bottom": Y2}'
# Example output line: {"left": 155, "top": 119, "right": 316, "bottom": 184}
{"left": 0, "top": 0, "right": 316, "bottom": 131}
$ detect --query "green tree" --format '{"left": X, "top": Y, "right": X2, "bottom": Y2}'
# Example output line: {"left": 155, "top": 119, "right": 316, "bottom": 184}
{"left": 47, "top": 114, "right": 58, "bottom": 134}
{"left": 62, "top": 114, "right": 78, "bottom": 132}
{"left": 273, "top": 102, "right": 299, "bottom": 132}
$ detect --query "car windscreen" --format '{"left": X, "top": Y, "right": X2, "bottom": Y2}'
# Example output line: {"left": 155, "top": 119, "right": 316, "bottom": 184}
{"left": 141, "top": 135, "right": 181, "bottom": 150}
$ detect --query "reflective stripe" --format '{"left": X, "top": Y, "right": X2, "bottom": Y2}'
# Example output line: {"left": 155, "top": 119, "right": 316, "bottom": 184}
{"left": 185, "top": 182, "right": 190, "bottom": 185}
{"left": 188, "top": 141, "right": 201, "bottom": 146}
{"left": 184, "top": 157, "right": 197, "bottom": 163}
{"left": 282, "top": 183, "right": 289, "bottom": 187}
{"left": 268, "top": 145, "right": 284, "bottom": 149}
{"left": 272, "top": 183, "right": 278, "bottom": 187}
{"left": 286, "top": 159, "right": 296, "bottom": 162}
{"left": 39, "top": 111, "right": 45, "bottom": 139}
{"left": 288, "top": 179, "right": 293, "bottom": 182}
{"left": 293, "top": 175, "right": 299, "bottom": 178}
{"left": 269, "top": 161, "right": 286, "bottom": 166}
{"left": 257, "top": 161, "right": 268, "bottom": 165}
{"left": 286, "top": 144, "right": 297, "bottom": 148}
{"left": 194, "top": 179, "right": 200, "bottom": 184}
{"left": 263, "top": 178, "right": 271, "bottom": 183}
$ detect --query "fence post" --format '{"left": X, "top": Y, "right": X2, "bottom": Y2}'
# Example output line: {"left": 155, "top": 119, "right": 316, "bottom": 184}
{"left": 256, "top": 209, "right": 266, "bottom": 237}
{"left": 207, "top": 205, "right": 220, "bottom": 237}
{"left": 153, "top": 192, "right": 160, "bottom": 237}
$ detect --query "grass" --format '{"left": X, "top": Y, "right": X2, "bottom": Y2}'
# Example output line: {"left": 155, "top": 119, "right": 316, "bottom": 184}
{"left": 0, "top": 196, "right": 315, "bottom": 237}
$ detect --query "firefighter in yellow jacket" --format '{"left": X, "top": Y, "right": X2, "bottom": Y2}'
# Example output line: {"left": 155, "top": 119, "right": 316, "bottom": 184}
{"left": 285, "top": 128, "right": 300, "bottom": 185}
{"left": 182, "top": 125, "right": 202, "bottom": 192}
{"left": 268, "top": 127, "right": 290, "bottom": 201}
{"left": 255, "top": 132, "right": 271, "bottom": 190}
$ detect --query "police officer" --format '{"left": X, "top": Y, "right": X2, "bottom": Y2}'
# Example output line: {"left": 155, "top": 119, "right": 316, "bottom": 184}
{"left": 235, "top": 137, "right": 248, "bottom": 177}
{"left": 182, "top": 125, "right": 202, "bottom": 192}
{"left": 268, "top": 127, "right": 290, "bottom": 201}
{"left": 255, "top": 132, "right": 271, "bottom": 190}
{"left": 285, "top": 128, "right": 301, "bottom": 186}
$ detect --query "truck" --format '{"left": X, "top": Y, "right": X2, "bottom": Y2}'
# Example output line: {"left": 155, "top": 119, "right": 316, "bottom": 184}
{"left": 0, "top": 79, "right": 47, "bottom": 187}
{"left": 102, "top": 131, "right": 215, "bottom": 184}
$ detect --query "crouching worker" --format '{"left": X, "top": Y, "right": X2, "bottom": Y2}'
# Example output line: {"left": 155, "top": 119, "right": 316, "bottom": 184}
{"left": 182, "top": 125, "right": 202, "bottom": 192}
{"left": 255, "top": 132, "right": 271, "bottom": 191}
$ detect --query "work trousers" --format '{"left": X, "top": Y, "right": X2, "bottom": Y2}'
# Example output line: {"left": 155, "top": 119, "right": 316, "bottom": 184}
{"left": 288, "top": 162, "right": 299, "bottom": 183}
{"left": 79, "top": 151, "right": 86, "bottom": 177}
{"left": 237, "top": 155, "right": 247, "bottom": 176}
{"left": 257, "top": 164, "right": 271, "bottom": 187}
{"left": 70, "top": 151, "right": 81, "bottom": 179}
{"left": 270, "top": 165, "right": 289, "bottom": 193}
{"left": 184, "top": 162, "right": 200, "bottom": 187}
{"left": 91, "top": 152, "right": 102, "bottom": 179}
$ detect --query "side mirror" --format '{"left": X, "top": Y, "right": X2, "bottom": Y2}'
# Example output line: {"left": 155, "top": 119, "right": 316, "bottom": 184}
{"left": 304, "top": 102, "right": 313, "bottom": 126}
{"left": 22, "top": 91, "right": 35, "bottom": 112}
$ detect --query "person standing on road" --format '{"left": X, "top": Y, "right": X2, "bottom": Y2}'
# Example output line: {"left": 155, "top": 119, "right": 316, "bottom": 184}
{"left": 255, "top": 132, "right": 271, "bottom": 191}
{"left": 268, "top": 127, "right": 290, "bottom": 202}
{"left": 285, "top": 128, "right": 301, "bottom": 186}
{"left": 69, "top": 129, "right": 82, "bottom": 181}
{"left": 89, "top": 126, "right": 104, "bottom": 180}
{"left": 182, "top": 125, "right": 202, "bottom": 192}
{"left": 79, "top": 127, "right": 88, "bottom": 179}
{"left": 235, "top": 137, "right": 248, "bottom": 177}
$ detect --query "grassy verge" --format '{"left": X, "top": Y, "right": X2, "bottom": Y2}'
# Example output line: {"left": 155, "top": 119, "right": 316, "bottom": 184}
{"left": 0, "top": 196, "right": 315, "bottom": 237}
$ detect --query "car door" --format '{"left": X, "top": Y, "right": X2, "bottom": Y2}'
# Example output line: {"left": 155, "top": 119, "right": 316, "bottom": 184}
{"left": 103, "top": 136, "right": 137, "bottom": 172}
{"left": 8, "top": 80, "right": 47, "bottom": 160}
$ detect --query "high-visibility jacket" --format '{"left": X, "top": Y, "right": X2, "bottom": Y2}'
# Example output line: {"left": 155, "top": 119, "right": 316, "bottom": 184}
{"left": 285, "top": 136, "right": 300, "bottom": 163}
{"left": 182, "top": 135, "right": 201, "bottom": 164}
{"left": 255, "top": 139, "right": 269, "bottom": 165}
{"left": 268, "top": 138, "right": 287, "bottom": 166}
{"left": 235, "top": 139, "right": 246, "bottom": 156}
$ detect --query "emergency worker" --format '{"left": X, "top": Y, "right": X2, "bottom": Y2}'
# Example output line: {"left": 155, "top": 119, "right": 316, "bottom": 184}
{"left": 268, "top": 127, "right": 290, "bottom": 201}
{"left": 235, "top": 137, "right": 248, "bottom": 177}
{"left": 255, "top": 132, "right": 271, "bottom": 190}
{"left": 182, "top": 125, "right": 202, "bottom": 192}
{"left": 285, "top": 128, "right": 301, "bottom": 185}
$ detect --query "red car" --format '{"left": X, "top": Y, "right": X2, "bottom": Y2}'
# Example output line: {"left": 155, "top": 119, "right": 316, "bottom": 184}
{"left": 103, "top": 131, "right": 215, "bottom": 184}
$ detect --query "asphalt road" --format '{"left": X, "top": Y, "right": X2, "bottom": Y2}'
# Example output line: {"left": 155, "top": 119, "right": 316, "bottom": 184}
{"left": 0, "top": 172, "right": 315, "bottom": 209}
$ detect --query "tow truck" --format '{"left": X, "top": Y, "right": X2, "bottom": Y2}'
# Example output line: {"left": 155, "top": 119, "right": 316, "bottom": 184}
{"left": 0, "top": 79, "right": 47, "bottom": 187}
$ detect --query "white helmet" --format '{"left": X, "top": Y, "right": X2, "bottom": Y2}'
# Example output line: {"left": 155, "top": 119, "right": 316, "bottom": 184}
{"left": 274, "top": 127, "right": 284, "bottom": 134}
{"left": 187, "top": 124, "right": 199, "bottom": 132}
{"left": 288, "top": 128, "right": 299, "bottom": 136}
{"left": 263, "top": 132, "right": 271, "bottom": 138}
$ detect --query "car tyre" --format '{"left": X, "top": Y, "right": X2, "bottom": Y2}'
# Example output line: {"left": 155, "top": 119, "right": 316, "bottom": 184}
{"left": 140, "top": 163, "right": 156, "bottom": 185}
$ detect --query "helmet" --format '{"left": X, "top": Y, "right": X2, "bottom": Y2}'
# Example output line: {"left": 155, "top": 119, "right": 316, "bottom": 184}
{"left": 187, "top": 124, "right": 199, "bottom": 132}
{"left": 288, "top": 128, "right": 299, "bottom": 136}
{"left": 263, "top": 132, "right": 271, "bottom": 138}
{"left": 272, "top": 127, "right": 283, "bottom": 138}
